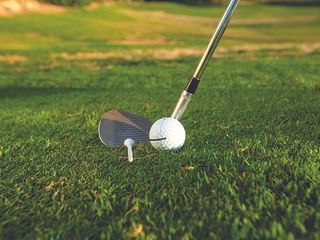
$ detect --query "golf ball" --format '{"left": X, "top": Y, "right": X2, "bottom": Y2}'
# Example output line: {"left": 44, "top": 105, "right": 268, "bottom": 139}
{"left": 149, "top": 117, "right": 185, "bottom": 151}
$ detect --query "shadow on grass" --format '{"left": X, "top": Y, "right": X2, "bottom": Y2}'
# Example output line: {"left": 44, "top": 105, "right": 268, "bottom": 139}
{"left": 0, "top": 86, "right": 85, "bottom": 100}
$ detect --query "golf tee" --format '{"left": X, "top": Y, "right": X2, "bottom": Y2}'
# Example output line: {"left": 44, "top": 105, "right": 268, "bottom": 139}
{"left": 124, "top": 138, "right": 135, "bottom": 162}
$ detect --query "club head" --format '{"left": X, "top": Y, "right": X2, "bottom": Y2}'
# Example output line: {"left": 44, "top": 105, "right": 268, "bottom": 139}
{"left": 98, "top": 109, "right": 152, "bottom": 148}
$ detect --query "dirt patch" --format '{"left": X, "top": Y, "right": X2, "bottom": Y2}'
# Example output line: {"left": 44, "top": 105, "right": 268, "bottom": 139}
{"left": 116, "top": 38, "right": 176, "bottom": 46}
{"left": 55, "top": 43, "right": 320, "bottom": 61}
{"left": 298, "top": 43, "right": 320, "bottom": 54}
{"left": 147, "top": 48, "right": 202, "bottom": 59}
{"left": 0, "top": 54, "right": 27, "bottom": 63}
{"left": 84, "top": 2, "right": 100, "bottom": 10}
{"left": 1, "top": 43, "right": 317, "bottom": 64}
{"left": 56, "top": 49, "right": 202, "bottom": 60}
{"left": 58, "top": 52, "right": 120, "bottom": 60}
{"left": 225, "top": 43, "right": 320, "bottom": 54}
{"left": 79, "top": 62, "right": 104, "bottom": 71}
{"left": 0, "top": 0, "right": 65, "bottom": 17}
{"left": 85, "top": 1, "right": 114, "bottom": 10}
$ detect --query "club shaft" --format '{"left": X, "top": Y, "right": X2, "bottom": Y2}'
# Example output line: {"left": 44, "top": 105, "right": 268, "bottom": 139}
{"left": 171, "top": 0, "right": 240, "bottom": 120}
{"left": 193, "top": 0, "right": 240, "bottom": 79}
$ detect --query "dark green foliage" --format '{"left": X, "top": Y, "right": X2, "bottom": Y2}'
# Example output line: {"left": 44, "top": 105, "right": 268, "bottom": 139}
{"left": 42, "top": 0, "right": 91, "bottom": 6}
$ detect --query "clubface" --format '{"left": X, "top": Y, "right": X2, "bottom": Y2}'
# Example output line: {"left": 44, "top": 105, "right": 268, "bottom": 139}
{"left": 98, "top": 109, "right": 153, "bottom": 148}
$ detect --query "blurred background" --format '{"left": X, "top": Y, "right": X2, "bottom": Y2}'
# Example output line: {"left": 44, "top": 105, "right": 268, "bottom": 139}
{"left": 1, "top": 0, "right": 320, "bottom": 7}
{"left": 0, "top": 0, "right": 319, "bottom": 62}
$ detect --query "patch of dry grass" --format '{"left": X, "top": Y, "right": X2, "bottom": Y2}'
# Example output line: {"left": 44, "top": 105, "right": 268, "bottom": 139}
{"left": 0, "top": 0, "right": 65, "bottom": 16}
{"left": 55, "top": 43, "right": 320, "bottom": 61}
{"left": 0, "top": 54, "right": 27, "bottom": 63}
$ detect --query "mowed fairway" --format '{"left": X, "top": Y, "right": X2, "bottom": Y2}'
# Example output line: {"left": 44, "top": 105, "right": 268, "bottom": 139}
{"left": 0, "top": 2, "right": 320, "bottom": 239}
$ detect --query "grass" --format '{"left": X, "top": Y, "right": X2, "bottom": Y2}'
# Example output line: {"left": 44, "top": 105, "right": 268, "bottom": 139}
{"left": 0, "top": 2, "right": 320, "bottom": 239}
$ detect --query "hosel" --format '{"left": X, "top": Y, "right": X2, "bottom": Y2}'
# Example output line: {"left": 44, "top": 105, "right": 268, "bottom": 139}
{"left": 171, "top": 91, "right": 193, "bottom": 120}
{"left": 171, "top": 77, "right": 199, "bottom": 120}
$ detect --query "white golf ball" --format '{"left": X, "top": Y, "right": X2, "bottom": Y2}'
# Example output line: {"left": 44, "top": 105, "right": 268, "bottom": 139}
{"left": 149, "top": 117, "right": 185, "bottom": 151}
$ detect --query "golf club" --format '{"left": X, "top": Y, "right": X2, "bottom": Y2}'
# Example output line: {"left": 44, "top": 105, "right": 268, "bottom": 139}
{"left": 149, "top": 0, "right": 240, "bottom": 150}
{"left": 171, "top": 0, "right": 240, "bottom": 120}
{"left": 98, "top": 0, "right": 240, "bottom": 161}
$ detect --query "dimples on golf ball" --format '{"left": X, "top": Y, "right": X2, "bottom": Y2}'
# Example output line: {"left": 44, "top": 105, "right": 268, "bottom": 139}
{"left": 149, "top": 117, "right": 185, "bottom": 151}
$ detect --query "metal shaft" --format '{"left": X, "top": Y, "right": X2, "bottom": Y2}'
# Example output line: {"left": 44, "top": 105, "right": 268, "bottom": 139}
{"left": 193, "top": 0, "right": 240, "bottom": 79}
{"left": 171, "top": 0, "right": 240, "bottom": 120}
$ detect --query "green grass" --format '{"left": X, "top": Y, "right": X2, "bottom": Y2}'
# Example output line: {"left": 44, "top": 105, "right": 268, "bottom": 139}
{"left": 1, "top": 2, "right": 320, "bottom": 239}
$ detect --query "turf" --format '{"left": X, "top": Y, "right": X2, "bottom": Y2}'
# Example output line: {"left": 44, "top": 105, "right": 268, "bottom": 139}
{"left": 0, "top": 2, "right": 320, "bottom": 239}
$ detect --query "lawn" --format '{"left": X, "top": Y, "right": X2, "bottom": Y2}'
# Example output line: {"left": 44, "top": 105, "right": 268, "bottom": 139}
{"left": 0, "top": 2, "right": 319, "bottom": 239}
